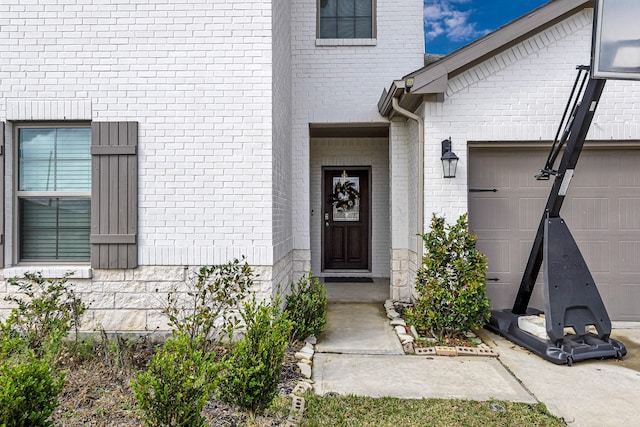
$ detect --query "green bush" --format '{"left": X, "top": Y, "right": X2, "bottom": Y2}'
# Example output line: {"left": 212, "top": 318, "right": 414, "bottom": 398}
{"left": 2, "top": 272, "right": 87, "bottom": 359}
{"left": 285, "top": 271, "right": 327, "bottom": 342}
{"left": 0, "top": 334, "right": 27, "bottom": 362}
{"left": 0, "top": 348, "right": 65, "bottom": 427}
{"left": 162, "top": 259, "right": 253, "bottom": 352}
{"left": 131, "top": 333, "right": 222, "bottom": 427}
{"left": 406, "top": 213, "right": 491, "bottom": 340}
{"left": 218, "top": 295, "right": 293, "bottom": 416}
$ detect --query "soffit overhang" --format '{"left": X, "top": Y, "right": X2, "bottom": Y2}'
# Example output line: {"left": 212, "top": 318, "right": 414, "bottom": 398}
{"left": 378, "top": 0, "right": 592, "bottom": 118}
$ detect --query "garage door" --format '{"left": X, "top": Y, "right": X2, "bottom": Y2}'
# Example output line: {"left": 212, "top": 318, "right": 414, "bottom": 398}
{"left": 469, "top": 146, "right": 640, "bottom": 321}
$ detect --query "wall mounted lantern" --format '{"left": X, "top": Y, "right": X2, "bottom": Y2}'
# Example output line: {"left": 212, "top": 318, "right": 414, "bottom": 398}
{"left": 441, "top": 138, "right": 459, "bottom": 178}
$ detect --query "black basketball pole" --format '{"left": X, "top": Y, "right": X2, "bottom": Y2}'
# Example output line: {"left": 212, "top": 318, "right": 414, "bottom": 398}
{"left": 512, "top": 74, "right": 606, "bottom": 314}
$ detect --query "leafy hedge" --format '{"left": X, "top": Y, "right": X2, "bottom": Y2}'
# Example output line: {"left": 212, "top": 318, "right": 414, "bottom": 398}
{"left": 131, "top": 334, "right": 221, "bottom": 427}
{"left": 0, "top": 348, "right": 65, "bottom": 427}
{"left": 285, "top": 272, "right": 327, "bottom": 342}
{"left": 0, "top": 272, "right": 85, "bottom": 427}
{"left": 218, "top": 295, "right": 293, "bottom": 416}
{"left": 407, "top": 213, "right": 490, "bottom": 339}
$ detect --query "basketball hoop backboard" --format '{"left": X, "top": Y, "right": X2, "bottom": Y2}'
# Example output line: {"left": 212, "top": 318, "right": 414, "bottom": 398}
{"left": 592, "top": 0, "right": 640, "bottom": 80}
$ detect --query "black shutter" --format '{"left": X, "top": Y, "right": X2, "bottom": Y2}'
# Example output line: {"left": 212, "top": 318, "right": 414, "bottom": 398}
{"left": 90, "top": 122, "right": 138, "bottom": 268}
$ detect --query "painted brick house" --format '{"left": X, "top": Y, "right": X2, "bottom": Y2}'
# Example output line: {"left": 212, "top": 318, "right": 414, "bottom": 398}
{"left": 2, "top": 0, "right": 640, "bottom": 332}
{"left": 0, "top": 0, "right": 424, "bottom": 332}
{"left": 380, "top": 0, "right": 640, "bottom": 321}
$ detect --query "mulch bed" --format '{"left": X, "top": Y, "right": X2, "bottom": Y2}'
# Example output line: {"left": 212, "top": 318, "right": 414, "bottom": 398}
{"left": 51, "top": 339, "right": 303, "bottom": 426}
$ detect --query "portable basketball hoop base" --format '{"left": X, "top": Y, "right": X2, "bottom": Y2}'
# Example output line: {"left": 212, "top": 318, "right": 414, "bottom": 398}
{"left": 488, "top": 310, "right": 626, "bottom": 366}
{"left": 486, "top": 71, "right": 627, "bottom": 365}
{"left": 488, "top": 212, "right": 627, "bottom": 365}
{"left": 485, "top": 0, "right": 640, "bottom": 365}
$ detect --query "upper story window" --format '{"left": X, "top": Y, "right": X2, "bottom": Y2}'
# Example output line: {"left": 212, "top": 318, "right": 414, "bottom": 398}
{"left": 17, "top": 126, "right": 91, "bottom": 261}
{"left": 318, "top": 0, "right": 375, "bottom": 39}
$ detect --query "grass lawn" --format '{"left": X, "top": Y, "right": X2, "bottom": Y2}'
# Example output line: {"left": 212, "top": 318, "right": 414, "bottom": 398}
{"left": 301, "top": 394, "right": 566, "bottom": 427}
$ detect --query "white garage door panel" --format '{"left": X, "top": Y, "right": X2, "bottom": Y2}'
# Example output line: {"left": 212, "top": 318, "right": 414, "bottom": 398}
{"left": 619, "top": 241, "right": 640, "bottom": 272}
{"left": 619, "top": 284, "right": 640, "bottom": 320}
{"left": 486, "top": 282, "right": 518, "bottom": 311}
{"left": 470, "top": 197, "right": 510, "bottom": 231}
{"left": 564, "top": 198, "right": 609, "bottom": 231}
{"left": 519, "top": 198, "right": 547, "bottom": 230}
{"left": 478, "top": 240, "right": 511, "bottom": 273}
{"left": 620, "top": 199, "right": 640, "bottom": 230}
{"left": 577, "top": 240, "right": 610, "bottom": 273}
{"left": 469, "top": 146, "right": 640, "bottom": 321}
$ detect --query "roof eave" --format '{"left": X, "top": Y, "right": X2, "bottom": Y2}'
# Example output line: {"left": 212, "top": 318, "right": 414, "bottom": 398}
{"left": 409, "top": 0, "right": 592, "bottom": 95}
{"left": 378, "top": 81, "right": 404, "bottom": 117}
{"left": 378, "top": 80, "right": 425, "bottom": 118}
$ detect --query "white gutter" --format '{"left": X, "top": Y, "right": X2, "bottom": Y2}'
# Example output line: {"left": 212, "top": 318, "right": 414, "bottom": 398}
{"left": 392, "top": 97, "right": 424, "bottom": 262}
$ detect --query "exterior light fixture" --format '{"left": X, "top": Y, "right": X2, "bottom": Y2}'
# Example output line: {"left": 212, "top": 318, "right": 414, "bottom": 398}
{"left": 405, "top": 77, "right": 415, "bottom": 93}
{"left": 441, "top": 138, "right": 459, "bottom": 178}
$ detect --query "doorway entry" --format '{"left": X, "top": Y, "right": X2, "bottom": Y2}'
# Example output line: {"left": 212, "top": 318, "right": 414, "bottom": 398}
{"left": 322, "top": 167, "right": 371, "bottom": 270}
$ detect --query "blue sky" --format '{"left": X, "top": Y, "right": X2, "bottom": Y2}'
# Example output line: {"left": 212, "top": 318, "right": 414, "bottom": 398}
{"left": 424, "top": 0, "right": 550, "bottom": 54}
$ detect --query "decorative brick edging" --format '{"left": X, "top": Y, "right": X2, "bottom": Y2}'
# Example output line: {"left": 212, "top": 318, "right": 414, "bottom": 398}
{"left": 286, "top": 335, "right": 316, "bottom": 426}
{"left": 384, "top": 299, "right": 499, "bottom": 358}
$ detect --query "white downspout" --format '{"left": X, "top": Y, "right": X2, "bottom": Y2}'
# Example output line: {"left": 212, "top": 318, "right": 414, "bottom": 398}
{"left": 392, "top": 97, "right": 424, "bottom": 263}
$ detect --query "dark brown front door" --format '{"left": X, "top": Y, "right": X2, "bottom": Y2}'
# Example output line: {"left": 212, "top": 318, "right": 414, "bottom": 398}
{"left": 323, "top": 168, "right": 370, "bottom": 270}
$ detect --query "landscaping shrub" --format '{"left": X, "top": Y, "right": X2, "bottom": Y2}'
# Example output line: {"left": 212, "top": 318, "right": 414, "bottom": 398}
{"left": 163, "top": 258, "right": 253, "bottom": 352}
{"left": 406, "top": 213, "right": 491, "bottom": 340}
{"left": 131, "top": 333, "right": 222, "bottom": 427}
{"left": 218, "top": 295, "right": 293, "bottom": 416}
{"left": 285, "top": 271, "right": 327, "bottom": 342}
{"left": 0, "top": 347, "right": 65, "bottom": 427}
{"left": 2, "top": 272, "right": 87, "bottom": 359}
{"left": 0, "top": 272, "right": 83, "bottom": 426}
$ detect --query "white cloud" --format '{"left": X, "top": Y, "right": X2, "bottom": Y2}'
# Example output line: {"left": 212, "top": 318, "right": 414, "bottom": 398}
{"left": 424, "top": 0, "right": 491, "bottom": 44}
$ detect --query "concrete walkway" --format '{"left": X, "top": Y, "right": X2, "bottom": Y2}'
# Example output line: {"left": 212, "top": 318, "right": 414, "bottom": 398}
{"left": 312, "top": 292, "right": 640, "bottom": 426}
{"left": 315, "top": 303, "right": 403, "bottom": 355}
{"left": 313, "top": 302, "right": 536, "bottom": 403}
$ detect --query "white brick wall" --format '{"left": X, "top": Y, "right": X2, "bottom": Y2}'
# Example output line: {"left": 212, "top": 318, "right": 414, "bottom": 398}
{"left": 422, "top": 9, "right": 640, "bottom": 224}
{"left": 290, "top": 0, "right": 425, "bottom": 276}
{"left": 389, "top": 120, "right": 409, "bottom": 249}
{"left": 407, "top": 110, "right": 420, "bottom": 253}
{"left": 0, "top": 0, "right": 290, "bottom": 332}
{"left": 389, "top": 119, "right": 418, "bottom": 299}
{"left": 0, "top": 0, "right": 428, "bottom": 327}
{"left": 0, "top": 0, "right": 276, "bottom": 267}
{"left": 272, "top": 0, "right": 293, "bottom": 264}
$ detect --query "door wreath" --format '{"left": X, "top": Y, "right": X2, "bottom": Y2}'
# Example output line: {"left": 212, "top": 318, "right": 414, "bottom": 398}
{"left": 330, "top": 179, "right": 360, "bottom": 212}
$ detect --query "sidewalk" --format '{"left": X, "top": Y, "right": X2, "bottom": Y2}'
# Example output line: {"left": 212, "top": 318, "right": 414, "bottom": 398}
{"left": 312, "top": 286, "right": 640, "bottom": 427}
{"left": 312, "top": 302, "right": 536, "bottom": 403}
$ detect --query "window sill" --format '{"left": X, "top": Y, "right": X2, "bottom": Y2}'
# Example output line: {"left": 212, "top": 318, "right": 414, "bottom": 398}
{"left": 315, "top": 38, "right": 377, "bottom": 47}
{"left": 3, "top": 266, "right": 92, "bottom": 279}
